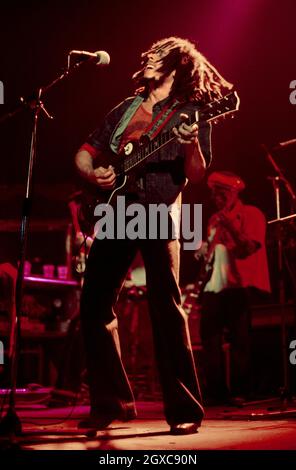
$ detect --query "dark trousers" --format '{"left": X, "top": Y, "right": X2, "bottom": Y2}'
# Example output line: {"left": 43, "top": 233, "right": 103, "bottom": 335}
{"left": 80, "top": 237, "right": 204, "bottom": 425}
{"left": 200, "top": 288, "right": 251, "bottom": 399}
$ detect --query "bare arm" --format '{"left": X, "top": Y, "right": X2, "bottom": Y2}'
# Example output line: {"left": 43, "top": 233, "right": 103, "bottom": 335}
{"left": 183, "top": 139, "right": 206, "bottom": 183}
{"left": 173, "top": 114, "right": 206, "bottom": 183}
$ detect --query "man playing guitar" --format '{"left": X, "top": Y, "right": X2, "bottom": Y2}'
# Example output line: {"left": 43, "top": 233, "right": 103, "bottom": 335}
{"left": 74, "top": 37, "right": 234, "bottom": 435}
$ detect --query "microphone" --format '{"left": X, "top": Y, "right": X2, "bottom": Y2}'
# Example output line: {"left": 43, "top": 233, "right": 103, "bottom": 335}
{"left": 69, "top": 50, "right": 110, "bottom": 66}
{"left": 273, "top": 138, "right": 296, "bottom": 150}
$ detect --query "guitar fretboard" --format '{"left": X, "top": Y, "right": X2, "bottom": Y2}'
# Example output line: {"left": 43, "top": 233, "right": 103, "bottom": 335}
{"left": 117, "top": 91, "right": 239, "bottom": 176}
{"left": 123, "top": 129, "right": 175, "bottom": 174}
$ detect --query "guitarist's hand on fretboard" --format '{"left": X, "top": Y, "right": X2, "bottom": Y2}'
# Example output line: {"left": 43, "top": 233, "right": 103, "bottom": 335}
{"left": 172, "top": 113, "right": 199, "bottom": 145}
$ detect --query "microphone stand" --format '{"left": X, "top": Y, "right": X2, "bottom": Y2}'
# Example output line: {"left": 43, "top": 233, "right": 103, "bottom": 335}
{"left": 0, "top": 58, "right": 88, "bottom": 442}
{"left": 265, "top": 145, "right": 296, "bottom": 407}
{"left": 269, "top": 175, "right": 290, "bottom": 408}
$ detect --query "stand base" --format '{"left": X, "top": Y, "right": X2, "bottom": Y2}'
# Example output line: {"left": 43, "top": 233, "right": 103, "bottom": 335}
{"left": 219, "top": 396, "right": 296, "bottom": 420}
{"left": 247, "top": 408, "right": 296, "bottom": 420}
{"left": 0, "top": 407, "right": 22, "bottom": 437}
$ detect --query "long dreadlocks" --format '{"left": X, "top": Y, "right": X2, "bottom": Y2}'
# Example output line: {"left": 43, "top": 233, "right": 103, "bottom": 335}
{"left": 133, "top": 36, "right": 233, "bottom": 104}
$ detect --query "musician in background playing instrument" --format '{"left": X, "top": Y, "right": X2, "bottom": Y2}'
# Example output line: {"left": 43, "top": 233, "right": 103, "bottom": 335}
{"left": 68, "top": 192, "right": 94, "bottom": 278}
{"left": 74, "top": 37, "right": 233, "bottom": 434}
{"left": 196, "top": 171, "right": 271, "bottom": 404}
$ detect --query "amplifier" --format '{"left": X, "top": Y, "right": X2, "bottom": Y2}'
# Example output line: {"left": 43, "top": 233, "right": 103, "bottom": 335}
{"left": 251, "top": 302, "right": 296, "bottom": 328}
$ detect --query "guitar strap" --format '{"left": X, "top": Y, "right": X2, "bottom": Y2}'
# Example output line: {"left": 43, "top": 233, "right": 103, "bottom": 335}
{"left": 143, "top": 99, "right": 180, "bottom": 141}
{"left": 109, "top": 96, "right": 180, "bottom": 154}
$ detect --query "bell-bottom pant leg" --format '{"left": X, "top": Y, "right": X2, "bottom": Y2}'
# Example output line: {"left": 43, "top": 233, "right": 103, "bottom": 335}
{"left": 140, "top": 239, "right": 204, "bottom": 426}
{"left": 80, "top": 237, "right": 138, "bottom": 418}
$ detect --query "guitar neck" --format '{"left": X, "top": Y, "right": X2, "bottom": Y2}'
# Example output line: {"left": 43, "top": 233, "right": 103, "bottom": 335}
{"left": 122, "top": 129, "right": 176, "bottom": 174}
{"left": 121, "top": 108, "right": 199, "bottom": 175}
{"left": 118, "top": 91, "right": 239, "bottom": 176}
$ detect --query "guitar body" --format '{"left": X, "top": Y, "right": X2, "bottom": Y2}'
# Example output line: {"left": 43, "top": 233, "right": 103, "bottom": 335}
{"left": 195, "top": 252, "right": 215, "bottom": 299}
{"left": 182, "top": 251, "right": 215, "bottom": 314}
{"left": 78, "top": 141, "right": 145, "bottom": 235}
{"left": 77, "top": 173, "right": 127, "bottom": 236}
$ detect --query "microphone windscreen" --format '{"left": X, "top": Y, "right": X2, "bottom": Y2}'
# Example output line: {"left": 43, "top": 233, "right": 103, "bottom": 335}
{"left": 95, "top": 51, "right": 110, "bottom": 65}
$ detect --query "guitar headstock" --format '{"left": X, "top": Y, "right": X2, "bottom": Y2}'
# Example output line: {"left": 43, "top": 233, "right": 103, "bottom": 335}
{"left": 199, "top": 91, "right": 240, "bottom": 124}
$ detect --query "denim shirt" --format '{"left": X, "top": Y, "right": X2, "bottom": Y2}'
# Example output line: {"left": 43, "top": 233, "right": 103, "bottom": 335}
{"left": 86, "top": 94, "right": 212, "bottom": 206}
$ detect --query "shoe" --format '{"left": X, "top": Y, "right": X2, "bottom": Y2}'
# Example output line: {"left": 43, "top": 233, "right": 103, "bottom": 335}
{"left": 227, "top": 396, "right": 247, "bottom": 407}
{"left": 170, "top": 422, "right": 200, "bottom": 435}
{"left": 78, "top": 415, "right": 114, "bottom": 431}
{"left": 77, "top": 407, "right": 137, "bottom": 431}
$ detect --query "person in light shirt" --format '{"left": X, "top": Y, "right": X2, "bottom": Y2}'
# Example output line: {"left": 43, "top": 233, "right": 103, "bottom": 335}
{"left": 197, "top": 171, "right": 271, "bottom": 404}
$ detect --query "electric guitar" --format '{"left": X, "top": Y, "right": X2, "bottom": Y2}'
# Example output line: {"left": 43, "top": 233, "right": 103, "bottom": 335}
{"left": 182, "top": 237, "right": 217, "bottom": 314}
{"left": 78, "top": 91, "right": 240, "bottom": 235}
{"left": 182, "top": 215, "right": 226, "bottom": 314}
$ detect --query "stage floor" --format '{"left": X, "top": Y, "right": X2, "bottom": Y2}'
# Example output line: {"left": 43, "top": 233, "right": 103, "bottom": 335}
{"left": 1, "top": 400, "right": 296, "bottom": 451}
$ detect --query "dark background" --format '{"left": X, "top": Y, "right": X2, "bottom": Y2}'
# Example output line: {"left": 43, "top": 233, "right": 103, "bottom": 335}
{"left": 0, "top": 0, "right": 295, "bottom": 292}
